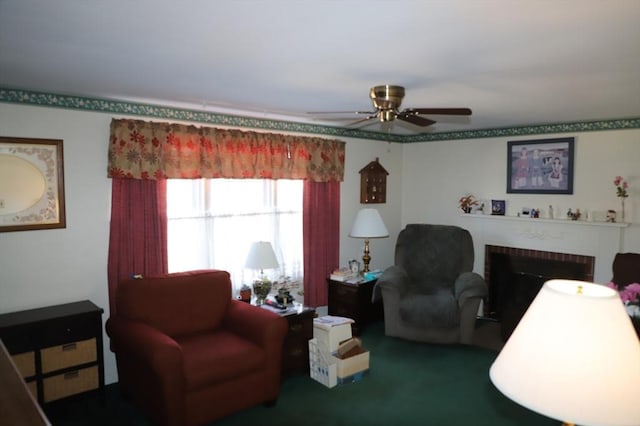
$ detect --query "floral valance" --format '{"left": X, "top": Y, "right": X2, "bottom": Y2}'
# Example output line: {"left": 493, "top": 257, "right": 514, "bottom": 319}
{"left": 108, "top": 119, "right": 345, "bottom": 182}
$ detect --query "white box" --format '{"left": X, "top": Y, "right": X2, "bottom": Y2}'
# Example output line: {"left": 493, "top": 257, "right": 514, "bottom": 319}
{"left": 313, "top": 316, "right": 353, "bottom": 352}
{"left": 308, "top": 338, "right": 337, "bottom": 388}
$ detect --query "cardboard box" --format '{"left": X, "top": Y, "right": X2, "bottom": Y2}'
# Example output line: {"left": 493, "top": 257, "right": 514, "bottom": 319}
{"left": 313, "top": 316, "right": 353, "bottom": 352}
{"left": 333, "top": 346, "right": 369, "bottom": 378}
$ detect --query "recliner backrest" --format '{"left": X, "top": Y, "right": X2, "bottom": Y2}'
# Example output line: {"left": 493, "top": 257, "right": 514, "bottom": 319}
{"left": 116, "top": 269, "right": 232, "bottom": 337}
{"left": 395, "top": 224, "right": 474, "bottom": 290}
{"left": 612, "top": 253, "right": 640, "bottom": 286}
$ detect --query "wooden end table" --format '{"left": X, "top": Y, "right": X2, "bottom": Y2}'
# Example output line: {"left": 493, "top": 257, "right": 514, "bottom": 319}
{"left": 254, "top": 302, "right": 315, "bottom": 376}
{"left": 326, "top": 278, "right": 383, "bottom": 335}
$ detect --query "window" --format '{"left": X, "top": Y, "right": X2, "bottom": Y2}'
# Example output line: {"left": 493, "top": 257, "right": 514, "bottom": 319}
{"left": 166, "top": 179, "right": 303, "bottom": 295}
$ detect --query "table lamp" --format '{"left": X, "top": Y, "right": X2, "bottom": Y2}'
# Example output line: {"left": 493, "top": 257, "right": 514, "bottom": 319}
{"left": 349, "top": 208, "right": 389, "bottom": 273}
{"left": 490, "top": 279, "right": 640, "bottom": 426}
{"left": 245, "top": 241, "right": 279, "bottom": 304}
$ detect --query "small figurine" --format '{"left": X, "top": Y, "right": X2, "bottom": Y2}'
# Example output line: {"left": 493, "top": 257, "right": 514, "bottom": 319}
{"left": 607, "top": 210, "right": 617, "bottom": 223}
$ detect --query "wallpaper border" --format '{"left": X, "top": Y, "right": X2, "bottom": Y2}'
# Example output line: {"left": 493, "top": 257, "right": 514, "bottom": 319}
{"left": 2, "top": 88, "right": 639, "bottom": 143}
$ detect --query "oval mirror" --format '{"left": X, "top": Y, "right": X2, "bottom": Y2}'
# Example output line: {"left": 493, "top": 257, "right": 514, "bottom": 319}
{"left": 0, "top": 154, "right": 46, "bottom": 214}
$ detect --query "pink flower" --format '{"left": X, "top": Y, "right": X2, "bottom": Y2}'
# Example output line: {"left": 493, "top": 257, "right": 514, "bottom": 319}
{"left": 609, "top": 282, "right": 640, "bottom": 304}
{"left": 606, "top": 281, "right": 618, "bottom": 290}
{"left": 613, "top": 176, "right": 629, "bottom": 198}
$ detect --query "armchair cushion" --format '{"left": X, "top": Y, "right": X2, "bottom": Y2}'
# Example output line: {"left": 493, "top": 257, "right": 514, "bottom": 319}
{"left": 399, "top": 289, "right": 459, "bottom": 328}
{"left": 178, "top": 331, "right": 264, "bottom": 390}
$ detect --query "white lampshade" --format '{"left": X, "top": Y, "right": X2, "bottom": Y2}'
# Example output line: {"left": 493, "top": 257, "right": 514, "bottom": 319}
{"left": 349, "top": 208, "right": 389, "bottom": 238}
{"left": 490, "top": 279, "right": 640, "bottom": 426}
{"left": 245, "top": 241, "right": 279, "bottom": 271}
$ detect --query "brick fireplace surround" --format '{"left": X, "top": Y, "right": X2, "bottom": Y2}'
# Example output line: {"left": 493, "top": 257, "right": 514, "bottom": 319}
{"left": 459, "top": 215, "right": 630, "bottom": 341}
{"left": 484, "top": 244, "right": 595, "bottom": 321}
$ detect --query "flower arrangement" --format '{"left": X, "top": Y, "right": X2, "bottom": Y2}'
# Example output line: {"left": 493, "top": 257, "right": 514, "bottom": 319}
{"left": 613, "top": 176, "right": 629, "bottom": 222}
{"left": 613, "top": 176, "right": 629, "bottom": 198}
{"left": 459, "top": 195, "right": 479, "bottom": 213}
{"left": 606, "top": 282, "right": 640, "bottom": 317}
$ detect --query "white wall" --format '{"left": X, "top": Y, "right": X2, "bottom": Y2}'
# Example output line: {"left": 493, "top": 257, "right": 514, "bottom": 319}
{"left": 338, "top": 138, "right": 402, "bottom": 272}
{"left": 401, "top": 130, "right": 640, "bottom": 273}
{"left": 0, "top": 103, "right": 402, "bottom": 385}
{"left": 1, "top": 102, "right": 638, "bottom": 385}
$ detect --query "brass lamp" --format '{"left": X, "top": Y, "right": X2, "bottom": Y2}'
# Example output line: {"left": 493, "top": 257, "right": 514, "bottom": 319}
{"left": 490, "top": 279, "right": 640, "bottom": 426}
{"left": 349, "top": 208, "right": 389, "bottom": 273}
{"left": 245, "top": 241, "right": 279, "bottom": 304}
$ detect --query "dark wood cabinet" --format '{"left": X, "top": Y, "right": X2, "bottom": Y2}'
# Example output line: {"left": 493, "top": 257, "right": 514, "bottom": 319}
{"left": 281, "top": 307, "right": 315, "bottom": 376}
{"left": 0, "top": 300, "right": 104, "bottom": 405}
{"left": 327, "top": 278, "right": 383, "bottom": 335}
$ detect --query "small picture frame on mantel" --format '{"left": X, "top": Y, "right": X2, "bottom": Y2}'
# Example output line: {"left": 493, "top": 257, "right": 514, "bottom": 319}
{"left": 491, "top": 200, "right": 506, "bottom": 216}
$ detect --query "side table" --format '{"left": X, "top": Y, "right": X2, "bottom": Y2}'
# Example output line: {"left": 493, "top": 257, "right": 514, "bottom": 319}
{"left": 281, "top": 306, "right": 316, "bottom": 376}
{"left": 327, "top": 278, "right": 384, "bottom": 335}
{"left": 255, "top": 302, "right": 315, "bottom": 376}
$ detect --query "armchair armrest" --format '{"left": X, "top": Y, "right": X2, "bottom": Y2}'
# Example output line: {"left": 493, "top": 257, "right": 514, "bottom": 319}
{"left": 223, "top": 300, "right": 288, "bottom": 348}
{"left": 373, "top": 266, "right": 410, "bottom": 302}
{"left": 454, "top": 272, "right": 488, "bottom": 307}
{"left": 106, "top": 317, "right": 184, "bottom": 374}
{"left": 223, "top": 301, "right": 288, "bottom": 387}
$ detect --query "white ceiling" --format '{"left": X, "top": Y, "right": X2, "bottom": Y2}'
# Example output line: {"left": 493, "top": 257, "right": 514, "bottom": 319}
{"left": 1, "top": 0, "right": 639, "bottom": 135}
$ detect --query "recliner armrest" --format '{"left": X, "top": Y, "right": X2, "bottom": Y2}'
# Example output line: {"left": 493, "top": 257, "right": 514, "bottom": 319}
{"left": 373, "top": 266, "right": 410, "bottom": 302}
{"left": 454, "top": 272, "right": 488, "bottom": 306}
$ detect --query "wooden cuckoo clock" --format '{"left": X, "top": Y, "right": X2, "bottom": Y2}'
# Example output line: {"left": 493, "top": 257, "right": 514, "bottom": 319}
{"left": 359, "top": 157, "right": 388, "bottom": 204}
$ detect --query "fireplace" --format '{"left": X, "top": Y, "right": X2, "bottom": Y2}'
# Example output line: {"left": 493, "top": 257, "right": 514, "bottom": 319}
{"left": 484, "top": 245, "right": 595, "bottom": 339}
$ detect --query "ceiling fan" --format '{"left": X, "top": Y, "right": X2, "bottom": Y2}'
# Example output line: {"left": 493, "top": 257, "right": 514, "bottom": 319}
{"left": 311, "top": 85, "right": 472, "bottom": 129}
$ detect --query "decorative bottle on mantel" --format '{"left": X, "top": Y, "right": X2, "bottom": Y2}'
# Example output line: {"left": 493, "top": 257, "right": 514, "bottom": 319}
{"left": 548, "top": 205, "right": 554, "bottom": 219}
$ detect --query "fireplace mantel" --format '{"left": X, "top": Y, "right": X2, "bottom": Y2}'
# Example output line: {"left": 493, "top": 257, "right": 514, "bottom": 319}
{"left": 461, "top": 213, "right": 629, "bottom": 228}
{"left": 460, "top": 214, "right": 629, "bottom": 283}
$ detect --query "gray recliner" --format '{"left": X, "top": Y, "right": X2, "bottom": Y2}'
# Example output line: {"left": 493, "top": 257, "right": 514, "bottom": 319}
{"left": 374, "top": 224, "right": 487, "bottom": 344}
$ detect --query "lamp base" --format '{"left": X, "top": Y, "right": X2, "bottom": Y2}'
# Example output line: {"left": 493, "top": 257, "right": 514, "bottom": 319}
{"left": 362, "top": 239, "right": 371, "bottom": 273}
{"left": 252, "top": 280, "right": 272, "bottom": 305}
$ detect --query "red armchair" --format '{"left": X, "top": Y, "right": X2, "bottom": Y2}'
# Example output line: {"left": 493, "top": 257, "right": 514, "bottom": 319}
{"left": 106, "top": 270, "right": 288, "bottom": 426}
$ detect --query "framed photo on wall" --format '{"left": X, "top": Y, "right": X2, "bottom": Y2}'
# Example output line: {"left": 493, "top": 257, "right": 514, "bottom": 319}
{"left": 507, "top": 137, "right": 574, "bottom": 194}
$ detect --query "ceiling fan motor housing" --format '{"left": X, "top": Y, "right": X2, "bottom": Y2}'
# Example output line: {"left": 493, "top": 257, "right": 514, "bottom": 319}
{"left": 370, "top": 85, "right": 405, "bottom": 116}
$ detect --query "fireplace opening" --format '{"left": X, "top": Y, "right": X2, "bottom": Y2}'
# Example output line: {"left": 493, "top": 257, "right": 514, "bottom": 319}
{"left": 484, "top": 245, "right": 595, "bottom": 340}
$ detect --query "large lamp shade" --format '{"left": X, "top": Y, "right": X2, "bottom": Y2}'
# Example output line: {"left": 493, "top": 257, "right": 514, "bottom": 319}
{"left": 490, "top": 279, "right": 640, "bottom": 426}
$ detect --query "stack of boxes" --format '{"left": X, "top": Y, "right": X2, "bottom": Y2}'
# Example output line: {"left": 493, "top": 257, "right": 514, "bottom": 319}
{"left": 308, "top": 316, "right": 370, "bottom": 388}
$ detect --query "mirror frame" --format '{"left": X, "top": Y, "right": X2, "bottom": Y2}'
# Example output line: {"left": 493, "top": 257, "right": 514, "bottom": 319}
{"left": 0, "top": 136, "right": 66, "bottom": 232}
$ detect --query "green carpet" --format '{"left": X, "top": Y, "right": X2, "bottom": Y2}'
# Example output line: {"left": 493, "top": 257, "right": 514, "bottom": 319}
{"left": 46, "top": 322, "right": 556, "bottom": 426}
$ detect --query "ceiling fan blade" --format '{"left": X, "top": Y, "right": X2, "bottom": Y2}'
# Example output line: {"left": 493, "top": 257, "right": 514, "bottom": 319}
{"left": 408, "top": 108, "right": 472, "bottom": 116}
{"left": 397, "top": 114, "right": 436, "bottom": 127}
{"left": 306, "top": 110, "right": 376, "bottom": 115}
{"left": 346, "top": 116, "right": 378, "bottom": 128}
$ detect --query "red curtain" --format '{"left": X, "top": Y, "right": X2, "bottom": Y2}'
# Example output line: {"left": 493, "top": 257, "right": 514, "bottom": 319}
{"left": 303, "top": 180, "right": 341, "bottom": 307}
{"left": 107, "top": 178, "right": 168, "bottom": 315}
